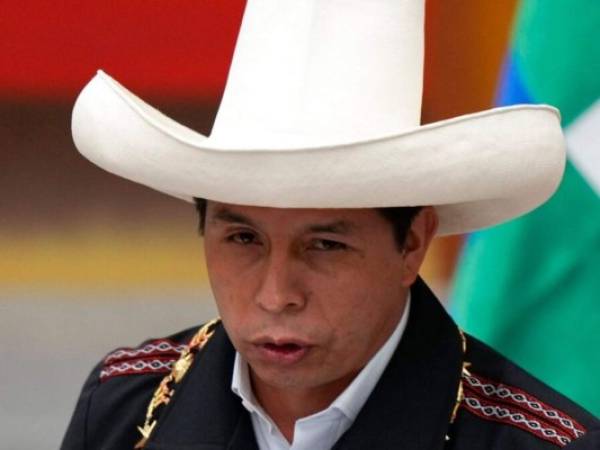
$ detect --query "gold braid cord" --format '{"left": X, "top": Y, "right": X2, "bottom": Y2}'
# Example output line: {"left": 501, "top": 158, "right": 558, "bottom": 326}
{"left": 446, "top": 327, "right": 471, "bottom": 442}
{"left": 134, "top": 318, "right": 220, "bottom": 449}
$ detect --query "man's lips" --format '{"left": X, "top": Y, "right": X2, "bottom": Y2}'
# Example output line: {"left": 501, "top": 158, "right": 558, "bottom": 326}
{"left": 250, "top": 338, "right": 313, "bottom": 365}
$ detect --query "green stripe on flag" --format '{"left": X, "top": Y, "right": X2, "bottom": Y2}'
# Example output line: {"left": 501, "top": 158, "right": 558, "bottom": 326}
{"left": 513, "top": 0, "right": 600, "bottom": 124}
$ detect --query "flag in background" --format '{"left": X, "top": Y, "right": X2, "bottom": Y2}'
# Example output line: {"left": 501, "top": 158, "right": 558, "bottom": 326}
{"left": 451, "top": 0, "right": 600, "bottom": 417}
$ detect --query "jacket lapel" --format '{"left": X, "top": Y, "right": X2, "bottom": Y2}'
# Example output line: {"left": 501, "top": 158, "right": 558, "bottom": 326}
{"left": 332, "top": 277, "right": 464, "bottom": 450}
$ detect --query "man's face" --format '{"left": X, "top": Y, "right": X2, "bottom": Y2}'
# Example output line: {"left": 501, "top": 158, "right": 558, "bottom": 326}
{"left": 203, "top": 202, "right": 420, "bottom": 396}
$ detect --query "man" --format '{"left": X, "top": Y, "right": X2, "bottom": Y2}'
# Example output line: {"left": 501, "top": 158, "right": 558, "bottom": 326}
{"left": 61, "top": 1, "right": 600, "bottom": 449}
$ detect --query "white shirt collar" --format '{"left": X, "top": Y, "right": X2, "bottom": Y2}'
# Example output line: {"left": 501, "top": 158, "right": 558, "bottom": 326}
{"left": 231, "top": 293, "right": 411, "bottom": 449}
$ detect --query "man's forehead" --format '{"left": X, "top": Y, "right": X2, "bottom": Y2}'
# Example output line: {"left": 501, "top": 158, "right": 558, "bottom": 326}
{"left": 207, "top": 201, "right": 374, "bottom": 234}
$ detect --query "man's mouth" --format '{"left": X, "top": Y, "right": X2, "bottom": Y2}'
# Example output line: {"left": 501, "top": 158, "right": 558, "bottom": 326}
{"left": 254, "top": 340, "right": 311, "bottom": 365}
{"left": 263, "top": 342, "right": 303, "bottom": 353}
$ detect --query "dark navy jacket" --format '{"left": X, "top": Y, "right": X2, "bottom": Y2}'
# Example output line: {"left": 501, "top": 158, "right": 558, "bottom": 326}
{"left": 61, "top": 278, "right": 600, "bottom": 449}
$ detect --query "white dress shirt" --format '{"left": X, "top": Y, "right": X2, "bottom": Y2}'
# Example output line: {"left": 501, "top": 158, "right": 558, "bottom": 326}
{"left": 231, "top": 294, "right": 411, "bottom": 450}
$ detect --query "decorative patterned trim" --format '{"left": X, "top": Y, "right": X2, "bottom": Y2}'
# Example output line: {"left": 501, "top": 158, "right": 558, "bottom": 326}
{"left": 100, "top": 357, "right": 177, "bottom": 381}
{"left": 463, "top": 394, "right": 572, "bottom": 447}
{"left": 104, "top": 340, "right": 186, "bottom": 364}
{"left": 463, "top": 373, "right": 585, "bottom": 439}
{"left": 462, "top": 372, "right": 586, "bottom": 447}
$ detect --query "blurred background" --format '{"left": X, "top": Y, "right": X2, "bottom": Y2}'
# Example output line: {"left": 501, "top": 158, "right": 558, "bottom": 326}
{"left": 2, "top": 0, "right": 598, "bottom": 448}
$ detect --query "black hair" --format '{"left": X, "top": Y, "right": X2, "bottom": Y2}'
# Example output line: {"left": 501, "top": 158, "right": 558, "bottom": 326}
{"left": 193, "top": 198, "right": 421, "bottom": 251}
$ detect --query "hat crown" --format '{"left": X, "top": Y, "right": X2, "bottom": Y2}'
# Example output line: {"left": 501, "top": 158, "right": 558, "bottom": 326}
{"left": 210, "top": 0, "right": 425, "bottom": 148}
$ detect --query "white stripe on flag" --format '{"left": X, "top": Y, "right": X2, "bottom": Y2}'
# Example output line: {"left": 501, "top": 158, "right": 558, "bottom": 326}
{"left": 565, "top": 99, "right": 600, "bottom": 195}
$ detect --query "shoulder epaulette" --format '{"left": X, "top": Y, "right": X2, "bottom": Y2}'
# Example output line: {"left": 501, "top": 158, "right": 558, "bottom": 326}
{"left": 461, "top": 371, "right": 586, "bottom": 447}
{"left": 100, "top": 339, "right": 186, "bottom": 381}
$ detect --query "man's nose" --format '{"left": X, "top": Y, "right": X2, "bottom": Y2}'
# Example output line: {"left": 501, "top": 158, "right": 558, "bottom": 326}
{"left": 254, "top": 254, "right": 305, "bottom": 314}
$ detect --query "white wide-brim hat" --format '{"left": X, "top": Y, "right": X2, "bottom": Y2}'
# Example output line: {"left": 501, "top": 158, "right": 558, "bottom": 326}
{"left": 72, "top": 0, "right": 565, "bottom": 236}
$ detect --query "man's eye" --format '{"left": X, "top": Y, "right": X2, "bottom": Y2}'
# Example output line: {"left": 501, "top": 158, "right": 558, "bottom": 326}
{"left": 311, "top": 239, "right": 347, "bottom": 251}
{"left": 228, "top": 232, "right": 258, "bottom": 245}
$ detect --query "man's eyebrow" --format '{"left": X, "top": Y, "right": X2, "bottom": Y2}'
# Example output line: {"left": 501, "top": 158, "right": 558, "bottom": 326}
{"left": 211, "top": 208, "right": 258, "bottom": 228}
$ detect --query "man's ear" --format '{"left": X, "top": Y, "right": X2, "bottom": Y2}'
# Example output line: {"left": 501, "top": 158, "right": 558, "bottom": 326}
{"left": 400, "top": 206, "right": 438, "bottom": 287}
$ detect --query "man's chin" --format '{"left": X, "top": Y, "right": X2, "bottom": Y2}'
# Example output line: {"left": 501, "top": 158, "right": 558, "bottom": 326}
{"left": 248, "top": 361, "right": 319, "bottom": 391}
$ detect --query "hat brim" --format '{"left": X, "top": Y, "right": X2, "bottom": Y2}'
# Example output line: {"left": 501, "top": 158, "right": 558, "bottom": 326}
{"left": 72, "top": 71, "right": 565, "bottom": 235}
